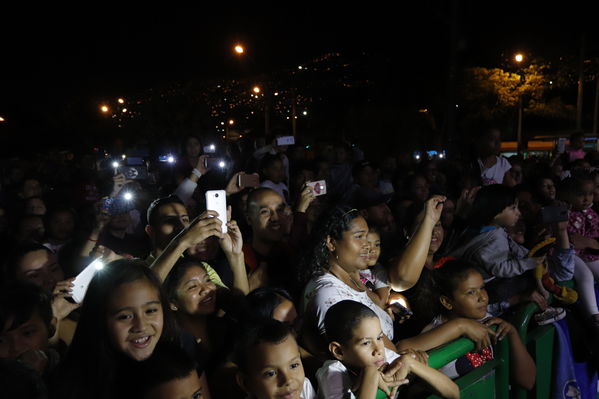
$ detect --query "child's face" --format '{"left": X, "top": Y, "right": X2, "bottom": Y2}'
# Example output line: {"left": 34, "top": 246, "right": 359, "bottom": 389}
{"left": 106, "top": 279, "right": 163, "bottom": 361}
{"left": 145, "top": 370, "right": 203, "bottom": 399}
{"left": 241, "top": 334, "right": 305, "bottom": 399}
{"left": 0, "top": 311, "right": 49, "bottom": 359}
{"left": 338, "top": 316, "right": 386, "bottom": 369}
{"left": 540, "top": 179, "right": 556, "bottom": 200}
{"left": 444, "top": 270, "right": 488, "bottom": 320}
{"left": 366, "top": 232, "right": 381, "bottom": 266}
{"left": 173, "top": 266, "right": 217, "bottom": 316}
{"left": 570, "top": 181, "right": 595, "bottom": 211}
{"left": 493, "top": 201, "right": 520, "bottom": 228}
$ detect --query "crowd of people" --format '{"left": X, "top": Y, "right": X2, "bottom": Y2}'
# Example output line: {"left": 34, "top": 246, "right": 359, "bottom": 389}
{"left": 1, "top": 125, "right": 598, "bottom": 398}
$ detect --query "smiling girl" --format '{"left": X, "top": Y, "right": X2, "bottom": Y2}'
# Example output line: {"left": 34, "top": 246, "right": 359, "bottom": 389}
{"left": 49, "top": 259, "right": 197, "bottom": 399}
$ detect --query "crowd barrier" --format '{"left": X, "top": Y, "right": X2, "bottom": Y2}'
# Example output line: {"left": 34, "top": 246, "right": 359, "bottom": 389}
{"left": 423, "top": 299, "right": 561, "bottom": 399}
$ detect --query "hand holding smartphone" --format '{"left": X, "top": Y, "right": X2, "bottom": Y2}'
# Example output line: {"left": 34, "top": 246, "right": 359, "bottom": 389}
{"left": 205, "top": 190, "right": 227, "bottom": 234}
{"left": 306, "top": 180, "right": 327, "bottom": 196}
{"left": 237, "top": 173, "right": 260, "bottom": 189}
{"left": 71, "top": 258, "right": 105, "bottom": 304}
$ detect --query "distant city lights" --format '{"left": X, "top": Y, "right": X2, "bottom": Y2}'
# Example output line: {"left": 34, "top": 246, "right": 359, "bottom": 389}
{"left": 252, "top": 86, "right": 261, "bottom": 94}
{"left": 122, "top": 108, "right": 128, "bottom": 113}
{"left": 117, "top": 98, "right": 125, "bottom": 104}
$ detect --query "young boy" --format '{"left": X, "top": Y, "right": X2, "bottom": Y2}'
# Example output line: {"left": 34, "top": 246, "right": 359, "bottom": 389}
{"left": 235, "top": 319, "right": 316, "bottom": 399}
{"left": 0, "top": 281, "right": 57, "bottom": 376}
{"left": 127, "top": 342, "right": 210, "bottom": 399}
{"left": 317, "top": 300, "right": 459, "bottom": 399}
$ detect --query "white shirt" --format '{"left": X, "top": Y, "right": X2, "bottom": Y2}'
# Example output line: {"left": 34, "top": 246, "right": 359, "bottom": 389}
{"left": 303, "top": 273, "right": 395, "bottom": 341}
{"left": 478, "top": 156, "right": 511, "bottom": 185}
{"left": 315, "top": 348, "right": 401, "bottom": 399}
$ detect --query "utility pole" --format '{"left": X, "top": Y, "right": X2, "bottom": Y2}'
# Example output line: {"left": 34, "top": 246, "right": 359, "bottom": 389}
{"left": 576, "top": 34, "right": 585, "bottom": 131}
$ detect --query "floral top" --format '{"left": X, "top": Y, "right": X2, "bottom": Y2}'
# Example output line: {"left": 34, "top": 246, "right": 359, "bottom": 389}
{"left": 568, "top": 208, "right": 599, "bottom": 262}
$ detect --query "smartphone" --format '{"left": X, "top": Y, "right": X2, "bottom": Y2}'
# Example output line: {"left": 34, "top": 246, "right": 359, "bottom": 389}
{"left": 390, "top": 302, "right": 413, "bottom": 318}
{"left": 205, "top": 190, "right": 227, "bottom": 234}
{"left": 306, "top": 180, "right": 327, "bottom": 196}
{"left": 203, "top": 144, "right": 216, "bottom": 154}
{"left": 120, "top": 165, "right": 149, "bottom": 180}
{"left": 541, "top": 205, "right": 568, "bottom": 224}
{"left": 237, "top": 173, "right": 260, "bottom": 189}
{"left": 276, "top": 136, "right": 295, "bottom": 146}
{"left": 204, "top": 157, "right": 227, "bottom": 170}
{"left": 71, "top": 259, "right": 105, "bottom": 304}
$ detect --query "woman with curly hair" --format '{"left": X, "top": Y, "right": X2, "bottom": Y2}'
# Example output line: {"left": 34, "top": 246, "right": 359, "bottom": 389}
{"left": 299, "top": 196, "right": 445, "bottom": 357}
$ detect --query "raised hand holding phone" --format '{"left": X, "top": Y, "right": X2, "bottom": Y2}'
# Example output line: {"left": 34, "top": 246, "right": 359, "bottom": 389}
{"left": 205, "top": 190, "right": 227, "bottom": 234}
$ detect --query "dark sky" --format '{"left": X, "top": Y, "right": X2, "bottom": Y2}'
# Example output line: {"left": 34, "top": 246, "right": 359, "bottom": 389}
{"left": 1, "top": 2, "right": 596, "bottom": 133}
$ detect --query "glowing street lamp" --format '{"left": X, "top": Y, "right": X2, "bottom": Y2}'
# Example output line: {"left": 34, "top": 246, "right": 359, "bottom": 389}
{"left": 234, "top": 44, "right": 244, "bottom": 54}
{"left": 0, "top": 116, "right": 5, "bottom": 122}
{"left": 100, "top": 105, "right": 109, "bottom": 113}
{"left": 117, "top": 98, "right": 125, "bottom": 104}
{"left": 515, "top": 53, "right": 524, "bottom": 63}
{"left": 252, "top": 86, "right": 261, "bottom": 94}
{"left": 228, "top": 119, "right": 235, "bottom": 125}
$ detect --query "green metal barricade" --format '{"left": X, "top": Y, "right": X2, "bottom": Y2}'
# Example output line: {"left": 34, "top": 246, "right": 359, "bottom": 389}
{"left": 425, "top": 327, "right": 510, "bottom": 399}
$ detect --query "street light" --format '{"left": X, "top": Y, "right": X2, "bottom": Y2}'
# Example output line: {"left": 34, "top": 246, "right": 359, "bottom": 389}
{"left": 100, "top": 105, "right": 109, "bottom": 113}
{"left": 0, "top": 116, "right": 5, "bottom": 122}
{"left": 252, "top": 86, "right": 261, "bottom": 94}
{"left": 514, "top": 53, "right": 525, "bottom": 154}
{"left": 117, "top": 98, "right": 125, "bottom": 104}
{"left": 229, "top": 119, "right": 235, "bottom": 125}
{"left": 234, "top": 44, "right": 244, "bottom": 54}
{"left": 514, "top": 53, "right": 524, "bottom": 63}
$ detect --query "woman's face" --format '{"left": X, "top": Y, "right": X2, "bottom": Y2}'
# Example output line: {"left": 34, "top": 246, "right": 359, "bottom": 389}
{"left": 331, "top": 216, "right": 370, "bottom": 273}
{"left": 366, "top": 231, "right": 381, "bottom": 267}
{"left": 185, "top": 137, "right": 202, "bottom": 158}
{"left": 173, "top": 265, "right": 217, "bottom": 316}
{"left": 429, "top": 221, "right": 445, "bottom": 254}
{"left": 16, "top": 249, "right": 64, "bottom": 293}
{"left": 106, "top": 279, "right": 164, "bottom": 361}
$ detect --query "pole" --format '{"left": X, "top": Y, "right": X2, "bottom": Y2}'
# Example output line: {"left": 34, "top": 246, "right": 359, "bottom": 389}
{"left": 517, "top": 96, "right": 523, "bottom": 154}
{"left": 291, "top": 94, "right": 297, "bottom": 137}
{"left": 576, "top": 34, "right": 585, "bottom": 131}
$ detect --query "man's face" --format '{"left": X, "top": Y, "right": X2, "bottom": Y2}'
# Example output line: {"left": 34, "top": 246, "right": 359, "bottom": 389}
{"left": 247, "top": 191, "right": 286, "bottom": 243}
{"left": 150, "top": 203, "right": 190, "bottom": 250}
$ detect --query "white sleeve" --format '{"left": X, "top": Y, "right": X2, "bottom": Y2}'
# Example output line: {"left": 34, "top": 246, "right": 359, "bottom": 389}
{"left": 302, "top": 377, "right": 317, "bottom": 399}
{"left": 173, "top": 178, "right": 197, "bottom": 205}
{"left": 316, "top": 361, "right": 355, "bottom": 399}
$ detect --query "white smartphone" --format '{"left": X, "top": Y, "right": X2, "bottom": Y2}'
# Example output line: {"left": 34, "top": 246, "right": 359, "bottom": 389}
{"left": 71, "top": 258, "right": 105, "bottom": 304}
{"left": 205, "top": 190, "right": 227, "bottom": 234}
{"left": 306, "top": 180, "right": 327, "bottom": 196}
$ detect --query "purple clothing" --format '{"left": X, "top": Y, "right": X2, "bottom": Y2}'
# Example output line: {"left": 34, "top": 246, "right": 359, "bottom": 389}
{"left": 568, "top": 208, "right": 599, "bottom": 262}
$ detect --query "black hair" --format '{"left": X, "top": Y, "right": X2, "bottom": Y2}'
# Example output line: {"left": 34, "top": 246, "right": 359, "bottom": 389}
{"left": 468, "top": 184, "right": 516, "bottom": 228}
{"left": 0, "top": 281, "right": 53, "bottom": 334}
{"left": 297, "top": 205, "right": 362, "bottom": 286}
{"left": 234, "top": 319, "right": 295, "bottom": 373}
{"left": 324, "top": 300, "right": 377, "bottom": 345}
{"left": 54, "top": 259, "right": 178, "bottom": 399}
{"left": 559, "top": 174, "right": 594, "bottom": 199}
{"left": 432, "top": 258, "right": 481, "bottom": 314}
{"left": 531, "top": 174, "right": 557, "bottom": 206}
{"left": 4, "top": 241, "right": 55, "bottom": 281}
{"left": 244, "top": 287, "right": 294, "bottom": 322}
{"left": 146, "top": 194, "right": 185, "bottom": 227}
{"left": 127, "top": 342, "right": 201, "bottom": 398}
{"left": 163, "top": 258, "right": 208, "bottom": 306}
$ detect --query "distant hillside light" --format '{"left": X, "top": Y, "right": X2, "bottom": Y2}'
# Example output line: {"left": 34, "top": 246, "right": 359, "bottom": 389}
{"left": 117, "top": 98, "right": 124, "bottom": 104}
{"left": 515, "top": 53, "right": 524, "bottom": 63}
{"left": 100, "top": 105, "right": 109, "bottom": 113}
{"left": 234, "top": 44, "right": 244, "bottom": 54}
{"left": 252, "top": 86, "right": 261, "bottom": 94}
{"left": 0, "top": 116, "right": 5, "bottom": 122}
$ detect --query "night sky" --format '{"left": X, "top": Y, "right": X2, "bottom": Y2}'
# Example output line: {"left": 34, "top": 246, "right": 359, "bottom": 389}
{"left": 1, "top": 2, "right": 596, "bottom": 142}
